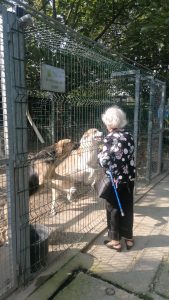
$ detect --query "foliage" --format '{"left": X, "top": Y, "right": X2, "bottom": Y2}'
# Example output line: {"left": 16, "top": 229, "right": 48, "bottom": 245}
{"left": 26, "top": 0, "right": 169, "bottom": 82}
{"left": 117, "top": 1, "right": 169, "bottom": 80}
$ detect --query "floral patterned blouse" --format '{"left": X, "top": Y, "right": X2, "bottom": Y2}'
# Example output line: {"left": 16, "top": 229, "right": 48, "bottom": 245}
{"left": 98, "top": 129, "right": 135, "bottom": 185}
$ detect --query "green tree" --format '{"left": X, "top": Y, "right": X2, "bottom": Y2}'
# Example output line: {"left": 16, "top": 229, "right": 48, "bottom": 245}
{"left": 55, "top": 0, "right": 169, "bottom": 80}
{"left": 25, "top": 0, "right": 169, "bottom": 80}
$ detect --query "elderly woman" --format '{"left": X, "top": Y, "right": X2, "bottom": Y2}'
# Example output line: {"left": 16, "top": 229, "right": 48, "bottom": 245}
{"left": 98, "top": 105, "right": 135, "bottom": 252}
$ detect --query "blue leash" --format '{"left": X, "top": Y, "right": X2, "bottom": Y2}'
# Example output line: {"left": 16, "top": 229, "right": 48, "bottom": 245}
{"left": 107, "top": 170, "right": 125, "bottom": 217}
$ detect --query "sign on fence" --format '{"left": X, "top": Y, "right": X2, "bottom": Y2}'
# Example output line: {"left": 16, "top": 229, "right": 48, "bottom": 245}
{"left": 40, "top": 64, "right": 65, "bottom": 93}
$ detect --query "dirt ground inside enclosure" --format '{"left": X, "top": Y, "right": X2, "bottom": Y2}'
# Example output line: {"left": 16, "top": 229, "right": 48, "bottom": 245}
{"left": 0, "top": 169, "right": 105, "bottom": 289}
{"left": 29, "top": 182, "right": 104, "bottom": 249}
{"left": 29, "top": 182, "right": 93, "bottom": 221}
{"left": 0, "top": 170, "right": 103, "bottom": 248}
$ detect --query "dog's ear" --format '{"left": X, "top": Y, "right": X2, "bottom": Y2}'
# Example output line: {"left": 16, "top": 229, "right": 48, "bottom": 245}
{"left": 80, "top": 132, "right": 89, "bottom": 144}
{"left": 55, "top": 139, "right": 71, "bottom": 154}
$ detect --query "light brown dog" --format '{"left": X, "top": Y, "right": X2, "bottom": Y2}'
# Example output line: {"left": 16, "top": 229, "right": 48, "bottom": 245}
{"left": 28, "top": 139, "right": 79, "bottom": 195}
{"left": 51, "top": 128, "right": 103, "bottom": 214}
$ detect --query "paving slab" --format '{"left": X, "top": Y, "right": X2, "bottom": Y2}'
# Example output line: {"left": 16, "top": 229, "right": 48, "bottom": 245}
{"left": 149, "top": 293, "right": 167, "bottom": 300}
{"left": 53, "top": 272, "right": 140, "bottom": 300}
{"left": 27, "top": 252, "right": 95, "bottom": 300}
{"left": 154, "top": 254, "right": 169, "bottom": 299}
{"left": 87, "top": 175, "right": 169, "bottom": 295}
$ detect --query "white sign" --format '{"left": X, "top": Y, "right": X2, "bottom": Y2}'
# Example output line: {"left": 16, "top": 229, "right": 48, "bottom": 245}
{"left": 40, "top": 64, "right": 65, "bottom": 93}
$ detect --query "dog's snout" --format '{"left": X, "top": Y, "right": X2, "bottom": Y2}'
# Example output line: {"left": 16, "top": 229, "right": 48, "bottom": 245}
{"left": 94, "top": 131, "right": 103, "bottom": 140}
{"left": 73, "top": 142, "right": 80, "bottom": 149}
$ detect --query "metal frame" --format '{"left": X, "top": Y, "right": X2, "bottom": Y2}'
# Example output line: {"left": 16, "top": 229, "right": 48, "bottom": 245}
{"left": 133, "top": 71, "right": 141, "bottom": 171}
{"left": 0, "top": 6, "right": 30, "bottom": 297}
{"left": 0, "top": 5, "right": 18, "bottom": 297}
{"left": 146, "top": 77, "right": 154, "bottom": 183}
{"left": 7, "top": 10, "right": 30, "bottom": 283}
{"left": 157, "top": 82, "right": 166, "bottom": 174}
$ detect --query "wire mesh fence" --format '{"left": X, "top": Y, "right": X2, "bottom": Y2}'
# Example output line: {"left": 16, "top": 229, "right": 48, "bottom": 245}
{"left": 163, "top": 97, "right": 169, "bottom": 170}
{"left": 0, "top": 1, "right": 167, "bottom": 299}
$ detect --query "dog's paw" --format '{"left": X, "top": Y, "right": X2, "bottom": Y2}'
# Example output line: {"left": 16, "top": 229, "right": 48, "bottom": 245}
{"left": 66, "top": 187, "right": 77, "bottom": 202}
{"left": 50, "top": 207, "right": 58, "bottom": 216}
{"left": 66, "top": 196, "right": 73, "bottom": 203}
{"left": 91, "top": 180, "right": 96, "bottom": 190}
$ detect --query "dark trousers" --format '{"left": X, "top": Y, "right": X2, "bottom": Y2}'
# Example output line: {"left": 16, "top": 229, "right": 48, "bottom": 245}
{"left": 106, "top": 181, "right": 134, "bottom": 241}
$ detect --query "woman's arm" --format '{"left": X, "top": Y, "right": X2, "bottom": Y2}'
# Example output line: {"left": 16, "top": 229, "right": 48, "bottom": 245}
{"left": 98, "top": 139, "right": 112, "bottom": 169}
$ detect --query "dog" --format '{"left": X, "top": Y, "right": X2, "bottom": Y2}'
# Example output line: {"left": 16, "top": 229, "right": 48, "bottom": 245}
{"left": 28, "top": 139, "right": 79, "bottom": 195}
{"left": 0, "top": 139, "right": 79, "bottom": 247}
{"left": 51, "top": 128, "right": 103, "bottom": 215}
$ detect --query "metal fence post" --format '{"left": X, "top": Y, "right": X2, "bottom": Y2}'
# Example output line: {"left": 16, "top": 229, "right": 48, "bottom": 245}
{"left": 157, "top": 81, "right": 166, "bottom": 174}
{"left": 6, "top": 10, "right": 30, "bottom": 283}
{"left": 146, "top": 78, "right": 154, "bottom": 183}
{"left": 133, "top": 71, "right": 141, "bottom": 182}
{"left": 0, "top": 5, "right": 18, "bottom": 295}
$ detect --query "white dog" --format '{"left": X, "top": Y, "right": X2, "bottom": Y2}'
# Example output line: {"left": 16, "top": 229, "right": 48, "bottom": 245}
{"left": 51, "top": 128, "right": 103, "bottom": 215}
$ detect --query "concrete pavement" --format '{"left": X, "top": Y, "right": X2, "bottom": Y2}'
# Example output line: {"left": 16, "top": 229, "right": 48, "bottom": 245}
{"left": 87, "top": 174, "right": 169, "bottom": 299}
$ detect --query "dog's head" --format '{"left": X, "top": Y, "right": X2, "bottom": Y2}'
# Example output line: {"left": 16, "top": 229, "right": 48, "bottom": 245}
{"left": 80, "top": 128, "right": 103, "bottom": 147}
{"left": 55, "top": 139, "right": 79, "bottom": 155}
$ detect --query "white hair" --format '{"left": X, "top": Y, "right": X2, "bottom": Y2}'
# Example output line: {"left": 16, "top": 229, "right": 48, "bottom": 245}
{"left": 102, "top": 106, "right": 127, "bottom": 129}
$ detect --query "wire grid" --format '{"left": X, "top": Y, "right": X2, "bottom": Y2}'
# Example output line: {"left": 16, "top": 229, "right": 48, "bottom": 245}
{"left": 22, "top": 10, "right": 139, "bottom": 274}
{"left": 0, "top": 0, "right": 139, "bottom": 281}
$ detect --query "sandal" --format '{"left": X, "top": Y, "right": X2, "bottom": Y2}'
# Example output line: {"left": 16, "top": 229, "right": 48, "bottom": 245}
{"left": 125, "top": 239, "right": 134, "bottom": 250}
{"left": 105, "top": 241, "right": 122, "bottom": 252}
